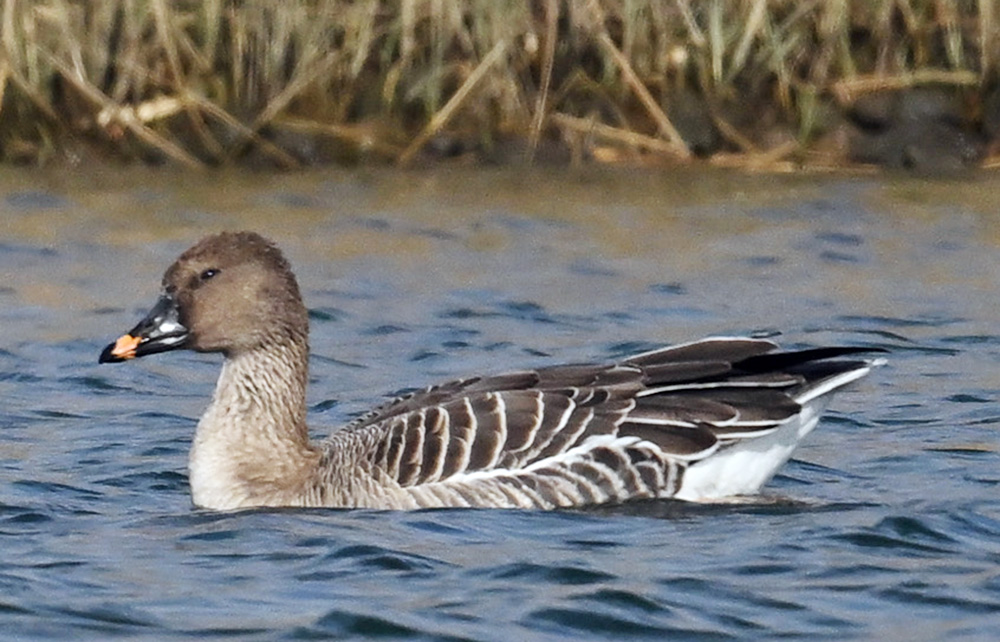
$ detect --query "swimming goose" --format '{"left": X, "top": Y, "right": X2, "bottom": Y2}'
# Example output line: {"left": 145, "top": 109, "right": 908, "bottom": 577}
{"left": 100, "top": 231, "right": 882, "bottom": 511}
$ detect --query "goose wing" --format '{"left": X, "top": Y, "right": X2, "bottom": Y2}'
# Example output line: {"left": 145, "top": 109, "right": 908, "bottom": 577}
{"left": 337, "top": 338, "right": 876, "bottom": 507}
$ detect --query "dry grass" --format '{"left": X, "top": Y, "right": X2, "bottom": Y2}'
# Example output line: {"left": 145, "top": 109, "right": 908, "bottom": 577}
{"left": 0, "top": 0, "right": 996, "bottom": 168}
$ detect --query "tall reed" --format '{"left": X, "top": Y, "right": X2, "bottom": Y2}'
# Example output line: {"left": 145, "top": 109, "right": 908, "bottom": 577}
{"left": 0, "top": 1, "right": 994, "bottom": 167}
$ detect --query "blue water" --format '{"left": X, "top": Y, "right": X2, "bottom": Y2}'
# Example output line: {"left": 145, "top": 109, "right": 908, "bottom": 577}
{"left": 2, "top": 169, "right": 1000, "bottom": 640}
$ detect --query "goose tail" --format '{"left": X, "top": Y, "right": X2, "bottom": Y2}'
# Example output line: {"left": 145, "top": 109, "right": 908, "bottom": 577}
{"left": 673, "top": 356, "right": 883, "bottom": 501}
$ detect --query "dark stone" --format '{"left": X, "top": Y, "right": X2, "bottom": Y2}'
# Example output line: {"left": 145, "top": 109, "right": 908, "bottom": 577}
{"left": 667, "top": 88, "right": 721, "bottom": 156}
{"left": 846, "top": 88, "right": 983, "bottom": 173}
{"left": 982, "top": 84, "right": 1000, "bottom": 141}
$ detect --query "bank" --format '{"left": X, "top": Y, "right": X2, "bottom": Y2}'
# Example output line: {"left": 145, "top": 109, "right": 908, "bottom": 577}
{"left": 0, "top": 1, "right": 996, "bottom": 173}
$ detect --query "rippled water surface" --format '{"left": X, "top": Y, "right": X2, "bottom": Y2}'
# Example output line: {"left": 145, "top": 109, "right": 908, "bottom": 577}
{"left": 2, "top": 167, "right": 1000, "bottom": 640}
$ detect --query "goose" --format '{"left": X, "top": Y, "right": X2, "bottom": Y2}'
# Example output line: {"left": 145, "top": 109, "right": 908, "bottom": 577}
{"left": 99, "top": 231, "right": 882, "bottom": 511}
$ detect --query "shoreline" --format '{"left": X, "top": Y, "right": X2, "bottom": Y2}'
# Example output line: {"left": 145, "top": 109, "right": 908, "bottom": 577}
{"left": 1, "top": 2, "right": 997, "bottom": 173}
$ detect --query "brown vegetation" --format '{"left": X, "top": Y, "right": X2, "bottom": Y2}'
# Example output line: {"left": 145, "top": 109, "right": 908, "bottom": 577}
{"left": 0, "top": 1, "right": 997, "bottom": 171}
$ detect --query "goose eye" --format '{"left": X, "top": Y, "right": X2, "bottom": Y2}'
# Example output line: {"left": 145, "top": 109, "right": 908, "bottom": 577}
{"left": 200, "top": 268, "right": 220, "bottom": 281}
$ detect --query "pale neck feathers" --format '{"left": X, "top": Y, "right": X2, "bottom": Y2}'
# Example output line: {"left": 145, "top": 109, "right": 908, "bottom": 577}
{"left": 189, "top": 336, "right": 324, "bottom": 509}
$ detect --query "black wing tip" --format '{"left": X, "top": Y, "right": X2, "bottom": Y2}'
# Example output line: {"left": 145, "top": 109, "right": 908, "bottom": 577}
{"left": 736, "top": 346, "right": 888, "bottom": 372}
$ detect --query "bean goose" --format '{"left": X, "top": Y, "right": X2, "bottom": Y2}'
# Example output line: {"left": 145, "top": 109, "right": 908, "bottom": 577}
{"left": 100, "top": 231, "right": 882, "bottom": 511}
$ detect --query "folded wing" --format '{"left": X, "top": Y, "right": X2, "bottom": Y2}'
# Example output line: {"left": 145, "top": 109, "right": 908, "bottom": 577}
{"left": 331, "top": 337, "right": 877, "bottom": 508}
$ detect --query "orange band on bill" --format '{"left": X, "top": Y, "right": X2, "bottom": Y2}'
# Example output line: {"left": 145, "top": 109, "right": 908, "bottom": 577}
{"left": 109, "top": 334, "right": 142, "bottom": 360}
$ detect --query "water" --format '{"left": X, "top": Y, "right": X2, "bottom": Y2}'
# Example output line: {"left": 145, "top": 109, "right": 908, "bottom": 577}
{"left": 2, "top": 167, "right": 1000, "bottom": 640}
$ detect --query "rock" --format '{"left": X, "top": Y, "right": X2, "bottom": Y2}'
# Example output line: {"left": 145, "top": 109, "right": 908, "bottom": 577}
{"left": 846, "top": 88, "right": 983, "bottom": 172}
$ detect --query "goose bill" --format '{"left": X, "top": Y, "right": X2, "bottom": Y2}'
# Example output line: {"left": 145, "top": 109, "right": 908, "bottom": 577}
{"left": 99, "top": 294, "right": 189, "bottom": 363}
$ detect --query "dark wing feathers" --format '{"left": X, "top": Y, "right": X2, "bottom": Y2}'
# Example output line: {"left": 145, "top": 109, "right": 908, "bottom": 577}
{"left": 466, "top": 395, "right": 505, "bottom": 470}
{"left": 497, "top": 391, "right": 546, "bottom": 452}
{"left": 735, "top": 346, "right": 883, "bottom": 372}
{"left": 638, "top": 360, "right": 734, "bottom": 385}
{"left": 348, "top": 338, "right": 875, "bottom": 494}
{"left": 625, "top": 396, "right": 739, "bottom": 426}
{"left": 691, "top": 389, "right": 803, "bottom": 424}
{"left": 536, "top": 363, "right": 643, "bottom": 388}
{"left": 417, "top": 408, "right": 447, "bottom": 483}
{"left": 626, "top": 337, "right": 778, "bottom": 366}
{"left": 617, "top": 423, "right": 719, "bottom": 459}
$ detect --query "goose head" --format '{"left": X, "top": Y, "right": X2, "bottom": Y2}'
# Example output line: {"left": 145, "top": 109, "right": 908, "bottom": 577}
{"left": 100, "top": 231, "right": 307, "bottom": 362}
